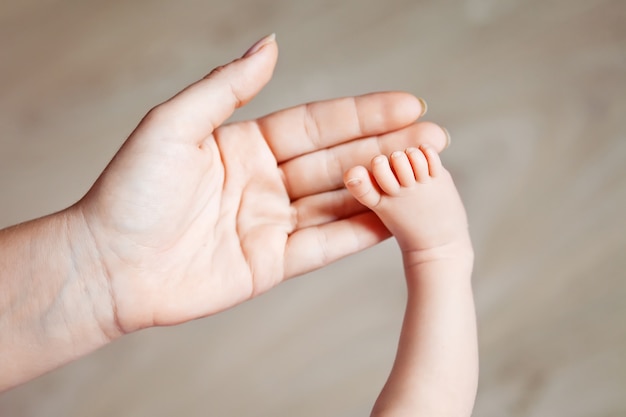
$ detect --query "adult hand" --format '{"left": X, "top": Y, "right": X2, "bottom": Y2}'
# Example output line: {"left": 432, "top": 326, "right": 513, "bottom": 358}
{"left": 74, "top": 34, "right": 449, "bottom": 334}
{"left": 0, "top": 34, "right": 449, "bottom": 390}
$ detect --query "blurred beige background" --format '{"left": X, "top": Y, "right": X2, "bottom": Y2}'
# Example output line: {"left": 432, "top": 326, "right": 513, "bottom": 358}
{"left": 1, "top": 0, "right": 625, "bottom": 416}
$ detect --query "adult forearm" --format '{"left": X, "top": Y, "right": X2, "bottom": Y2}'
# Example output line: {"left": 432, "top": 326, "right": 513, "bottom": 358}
{"left": 0, "top": 207, "right": 118, "bottom": 391}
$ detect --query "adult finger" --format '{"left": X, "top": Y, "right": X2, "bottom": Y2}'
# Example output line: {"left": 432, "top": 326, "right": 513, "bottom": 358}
{"left": 291, "top": 188, "right": 368, "bottom": 229}
{"left": 281, "top": 121, "right": 450, "bottom": 200}
{"left": 283, "top": 212, "right": 391, "bottom": 279}
{"left": 141, "top": 34, "right": 278, "bottom": 144}
{"left": 256, "top": 92, "right": 427, "bottom": 163}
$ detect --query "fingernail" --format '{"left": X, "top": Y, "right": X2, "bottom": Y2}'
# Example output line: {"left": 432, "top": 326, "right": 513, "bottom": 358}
{"left": 417, "top": 97, "right": 428, "bottom": 117}
{"left": 346, "top": 178, "right": 361, "bottom": 187}
{"left": 442, "top": 127, "right": 451, "bottom": 149}
{"left": 242, "top": 33, "right": 276, "bottom": 58}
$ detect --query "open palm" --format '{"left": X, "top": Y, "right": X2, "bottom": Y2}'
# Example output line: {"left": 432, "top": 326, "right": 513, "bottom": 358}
{"left": 77, "top": 38, "right": 447, "bottom": 332}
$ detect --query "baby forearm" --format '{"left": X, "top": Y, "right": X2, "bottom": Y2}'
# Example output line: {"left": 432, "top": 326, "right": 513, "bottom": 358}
{"left": 0, "top": 208, "right": 117, "bottom": 391}
{"left": 372, "top": 253, "right": 478, "bottom": 417}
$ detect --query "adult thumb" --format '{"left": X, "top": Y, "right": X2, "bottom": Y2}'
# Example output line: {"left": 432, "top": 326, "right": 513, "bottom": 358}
{"left": 149, "top": 34, "right": 278, "bottom": 143}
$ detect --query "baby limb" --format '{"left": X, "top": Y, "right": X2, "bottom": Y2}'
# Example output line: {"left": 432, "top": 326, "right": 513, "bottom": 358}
{"left": 345, "top": 145, "right": 478, "bottom": 417}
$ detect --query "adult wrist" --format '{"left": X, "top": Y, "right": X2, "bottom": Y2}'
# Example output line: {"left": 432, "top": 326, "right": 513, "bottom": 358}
{"left": 0, "top": 208, "right": 122, "bottom": 390}
{"left": 61, "top": 204, "right": 125, "bottom": 342}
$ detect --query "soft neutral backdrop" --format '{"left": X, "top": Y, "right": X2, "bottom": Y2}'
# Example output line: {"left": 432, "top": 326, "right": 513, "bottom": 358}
{"left": 1, "top": 0, "right": 625, "bottom": 416}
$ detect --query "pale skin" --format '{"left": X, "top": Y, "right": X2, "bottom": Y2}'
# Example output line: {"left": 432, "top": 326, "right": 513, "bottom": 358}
{"left": 344, "top": 146, "right": 478, "bottom": 417}
{"left": 0, "top": 33, "right": 452, "bottom": 396}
